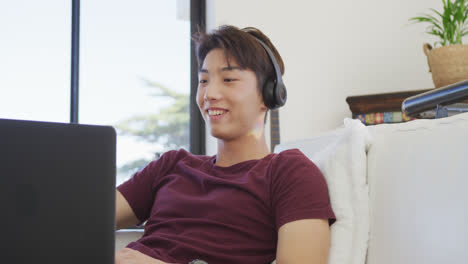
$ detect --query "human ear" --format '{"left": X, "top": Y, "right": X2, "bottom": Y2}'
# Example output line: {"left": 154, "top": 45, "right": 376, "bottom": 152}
{"left": 259, "top": 98, "right": 268, "bottom": 112}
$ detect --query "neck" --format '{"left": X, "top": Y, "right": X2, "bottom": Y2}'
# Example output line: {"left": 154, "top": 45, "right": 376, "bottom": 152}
{"left": 215, "top": 127, "right": 270, "bottom": 167}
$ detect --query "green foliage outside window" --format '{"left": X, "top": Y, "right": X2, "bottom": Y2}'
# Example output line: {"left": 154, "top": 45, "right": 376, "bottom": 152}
{"left": 115, "top": 79, "right": 189, "bottom": 176}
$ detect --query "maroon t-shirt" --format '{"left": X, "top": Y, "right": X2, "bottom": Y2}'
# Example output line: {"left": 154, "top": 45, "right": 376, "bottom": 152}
{"left": 117, "top": 148, "right": 335, "bottom": 264}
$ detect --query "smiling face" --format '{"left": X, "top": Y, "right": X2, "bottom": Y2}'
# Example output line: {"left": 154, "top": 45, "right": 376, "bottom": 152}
{"left": 197, "top": 48, "right": 267, "bottom": 141}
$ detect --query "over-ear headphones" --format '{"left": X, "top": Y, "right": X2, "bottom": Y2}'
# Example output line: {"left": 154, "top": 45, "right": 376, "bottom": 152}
{"left": 252, "top": 37, "right": 287, "bottom": 109}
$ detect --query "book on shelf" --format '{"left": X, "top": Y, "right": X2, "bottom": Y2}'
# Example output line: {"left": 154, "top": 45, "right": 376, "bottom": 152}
{"left": 355, "top": 111, "right": 415, "bottom": 125}
{"left": 346, "top": 89, "right": 468, "bottom": 126}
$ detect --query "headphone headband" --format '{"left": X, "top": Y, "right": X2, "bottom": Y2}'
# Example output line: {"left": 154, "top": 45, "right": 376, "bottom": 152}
{"left": 252, "top": 36, "right": 287, "bottom": 109}
{"left": 253, "top": 38, "right": 284, "bottom": 89}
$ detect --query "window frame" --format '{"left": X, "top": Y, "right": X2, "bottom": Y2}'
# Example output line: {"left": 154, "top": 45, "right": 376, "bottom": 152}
{"left": 69, "top": 0, "right": 206, "bottom": 155}
{"left": 189, "top": 0, "right": 206, "bottom": 155}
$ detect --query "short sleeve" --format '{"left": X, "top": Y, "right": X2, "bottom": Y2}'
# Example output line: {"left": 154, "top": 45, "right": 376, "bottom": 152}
{"left": 117, "top": 150, "right": 179, "bottom": 223}
{"left": 270, "top": 149, "right": 336, "bottom": 231}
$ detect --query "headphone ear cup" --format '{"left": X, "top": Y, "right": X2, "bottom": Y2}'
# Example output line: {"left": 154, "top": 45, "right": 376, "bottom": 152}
{"left": 252, "top": 36, "right": 287, "bottom": 109}
{"left": 262, "top": 80, "right": 276, "bottom": 109}
{"left": 274, "top": 81, "right": 287, "bottom": 108}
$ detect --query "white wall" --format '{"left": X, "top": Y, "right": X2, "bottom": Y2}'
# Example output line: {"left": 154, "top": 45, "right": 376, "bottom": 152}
{"left": 205, "top": 0, "right": 453, "bottom": 155}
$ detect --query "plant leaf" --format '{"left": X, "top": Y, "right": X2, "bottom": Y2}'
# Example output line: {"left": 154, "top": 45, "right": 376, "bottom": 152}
{"left": 410, "top": 0, "right": 468, "bottom": 45}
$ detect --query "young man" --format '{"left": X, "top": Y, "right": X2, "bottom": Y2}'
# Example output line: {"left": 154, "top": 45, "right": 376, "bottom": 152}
{"left": 115, "top": 25, "right": 336, "bottom": 264}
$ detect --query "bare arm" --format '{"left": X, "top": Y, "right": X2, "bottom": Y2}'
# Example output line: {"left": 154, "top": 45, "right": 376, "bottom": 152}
{"left": 276, "top": 219, "right": 331, "bottom": 264}
{"left": 116, "top": 248, "right": 174, "bottom": 264}
{"left": 116, "top": 190, "right": 140, "bottom": 230}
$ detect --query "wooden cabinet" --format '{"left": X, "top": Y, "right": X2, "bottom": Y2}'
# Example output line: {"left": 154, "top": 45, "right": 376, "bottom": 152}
{"left": 346, "top": 89, "right": 430, "bottom": 125}
{"left": 346, "top": 89, "right": 468, "bottom": 125}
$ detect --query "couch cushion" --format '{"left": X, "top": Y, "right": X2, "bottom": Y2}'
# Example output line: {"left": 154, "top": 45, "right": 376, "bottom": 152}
{"left": 275, "top": 118, "right": 370, "bottom": 264}
{"left": 366, "top": 112, "right": 468, "bottom": 264}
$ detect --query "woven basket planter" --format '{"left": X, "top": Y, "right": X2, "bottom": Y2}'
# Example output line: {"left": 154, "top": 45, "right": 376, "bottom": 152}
{"left": 424, "top": 43, "right": 468, "bottom": 88}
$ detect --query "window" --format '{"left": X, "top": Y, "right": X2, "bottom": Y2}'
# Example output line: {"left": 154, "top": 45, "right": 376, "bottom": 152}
{"left": 80, "top": 0, "right": 191, "bottom": 185}
{"left": 0, "top": 1, "right": 70, "bottom": 122}
{"left": 0, "top": 0, "right": 205, "bottom": 185}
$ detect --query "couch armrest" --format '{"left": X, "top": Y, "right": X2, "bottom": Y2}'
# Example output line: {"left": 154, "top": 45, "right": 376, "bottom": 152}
{"left": 115, "top": 229, "right": 144, "bottom": 252}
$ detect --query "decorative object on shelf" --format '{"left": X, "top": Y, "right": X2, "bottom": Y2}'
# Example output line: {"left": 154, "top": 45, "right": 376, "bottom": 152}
{"left": 423, "top": 43, "right": 468, "bottom": 88}
{"left": 402, "top": 79, "right": 468, "bottom": 118}
{"left": 409, "top": 0, "right": 468, "bottom": 88}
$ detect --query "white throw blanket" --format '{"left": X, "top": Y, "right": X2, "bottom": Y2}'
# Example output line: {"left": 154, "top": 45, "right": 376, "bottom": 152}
{"left": 275, "top": 118, "right": 371, "bottom": 264}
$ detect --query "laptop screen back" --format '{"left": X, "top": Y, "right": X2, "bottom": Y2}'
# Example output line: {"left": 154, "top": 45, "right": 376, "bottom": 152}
{"left": 0, "top": 118, "right": 116, "bottom": 263}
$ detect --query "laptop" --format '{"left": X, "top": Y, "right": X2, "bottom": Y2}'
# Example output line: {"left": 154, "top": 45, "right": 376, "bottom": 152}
{"left": 0, "top": 118, "right": 116, "bottom": 263}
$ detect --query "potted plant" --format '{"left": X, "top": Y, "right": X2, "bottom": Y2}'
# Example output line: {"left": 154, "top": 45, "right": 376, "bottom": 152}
{"left": 410, "top": 0, "right": 468, "bottom": 87}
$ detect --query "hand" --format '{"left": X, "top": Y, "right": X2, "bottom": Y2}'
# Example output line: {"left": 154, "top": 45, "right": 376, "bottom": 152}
{"left": 115, "top": 248, "right": 173, "bottom": 264}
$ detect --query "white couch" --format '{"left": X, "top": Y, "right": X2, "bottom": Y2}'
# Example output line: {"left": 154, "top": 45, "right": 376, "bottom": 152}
{"left": 363, "top": 112, "right": 468, "bottom": 264}
{"left": 116, "top": 112, "right": 468, "bottom": 264}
